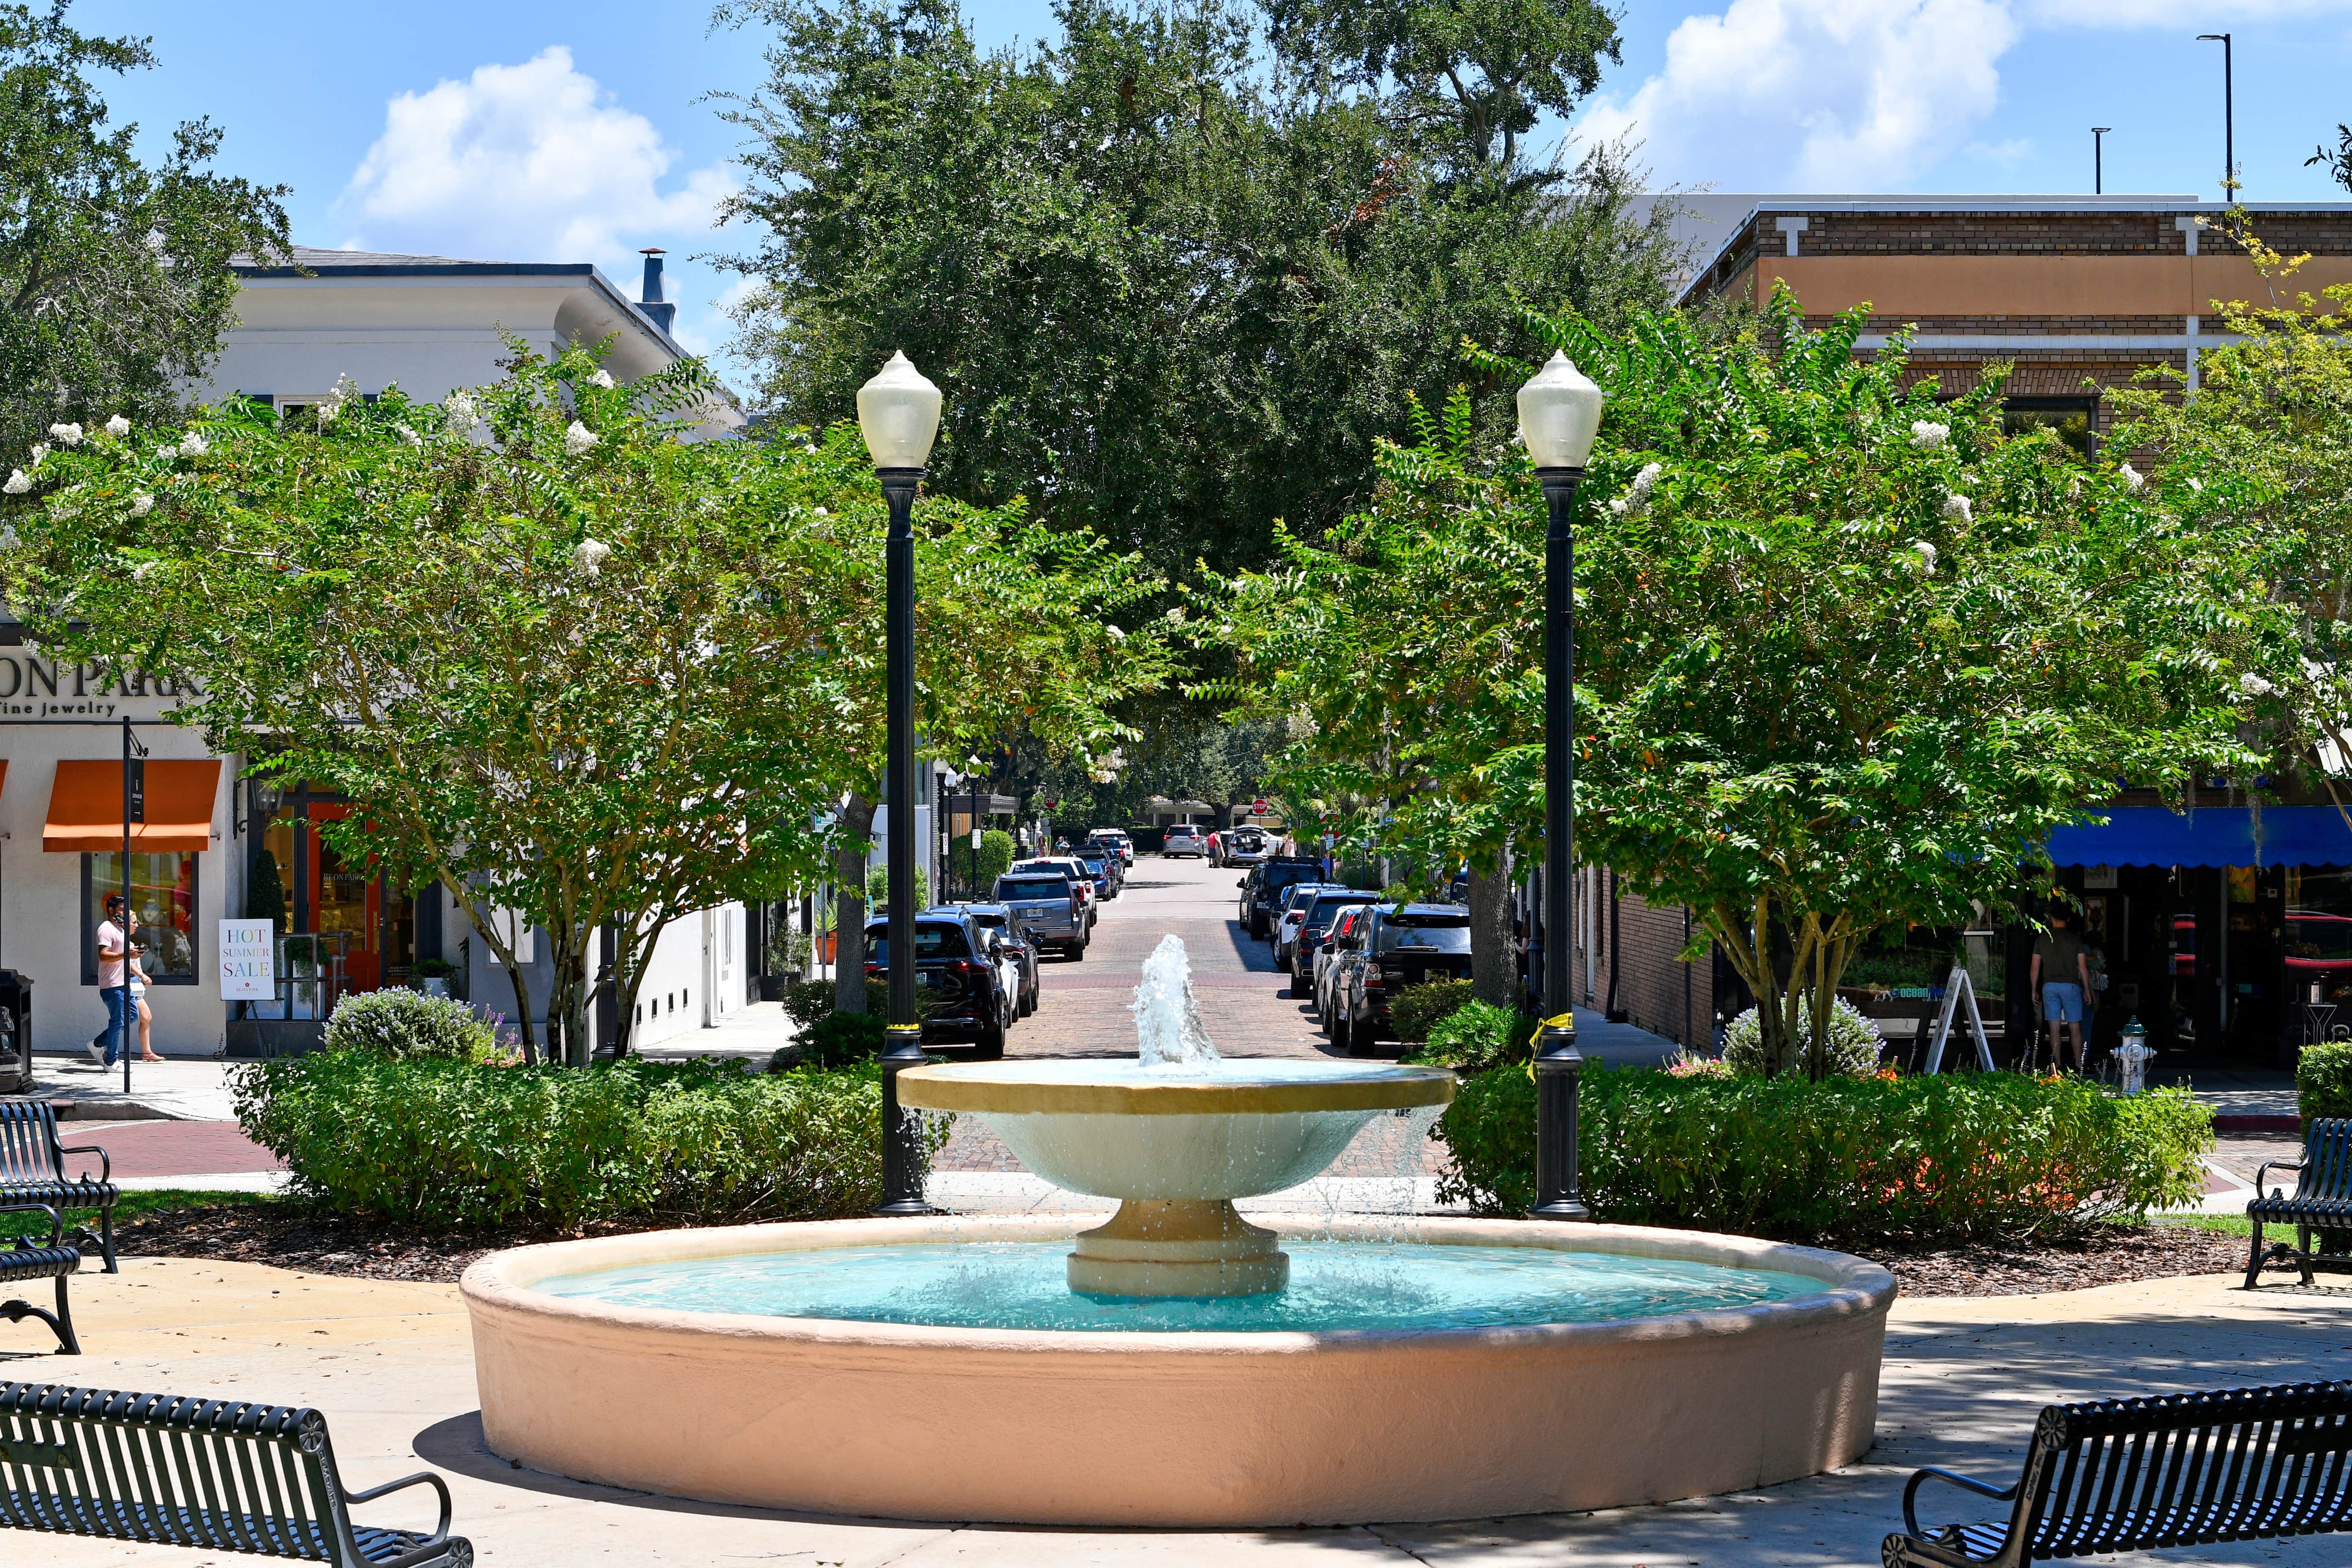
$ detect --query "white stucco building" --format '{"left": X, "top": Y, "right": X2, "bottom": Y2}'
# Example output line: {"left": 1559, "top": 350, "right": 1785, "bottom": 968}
{"left": 0, "top": 245, "right": 751, "bottom": 1060}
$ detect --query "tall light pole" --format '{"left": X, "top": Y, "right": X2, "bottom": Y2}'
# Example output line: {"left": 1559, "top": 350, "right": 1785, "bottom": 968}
{"left": 2092, "top": 127, "right": 2111, "bottom": 195}
{"left": 858, "top": 350, "right": 942, "bottom": 1217}
{"left": 1516, "top": 350, "right": 1604, "bottom": 1222}
{"left": 2197, "top": 33, "right": 2233, "bottom": 197}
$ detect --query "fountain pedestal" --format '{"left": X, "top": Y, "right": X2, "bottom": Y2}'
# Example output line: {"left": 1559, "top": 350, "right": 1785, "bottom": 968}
{"left": 1069, "top": 1199, "right": 1288, "bottom": 1297}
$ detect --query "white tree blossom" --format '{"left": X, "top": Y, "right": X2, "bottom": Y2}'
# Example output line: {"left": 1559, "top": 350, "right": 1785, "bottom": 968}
{"left": 29, "top": 444, "right": 46, "bottom": 465}
{"left": 2118, "top": 463, "right": 2144, "bottom": 490}
{"left": 588, "top": 369, "right": 615, "bottom": 389}
{"left": 1909, "top": 540, "right": 1938, "bottom": 574}
{"left": 47, "top": 422, "right": 82, "bottom": 447}
{"left": 1908, "top": 420, "right": 1949, "bottom": 450}
{"left": 178, "top": 431, "right": 208, "bottom": 458}
{"left": 103, "top": 414, "right": 130, "bottom": 438}
{"left": 1610, "top": 461, "right": 1666, "bottom": 517}
{"left": 1941, "top": 493, "right": 1972, "bottom": 525}
{"left": 129, "top": 492, "right": 154, "bottom": 518}
{"left": 572, "top": 537, "right": 610, "bottom": 576}
{"left": 2, "top": 470, "right": 27, "bottom": 495}
{"left": 2239, "top": 672, "right": 2278, "bottom": 697}
{"left": 564, "top": 421, "right": 599, "bottom": 456}
{"left": 443, "top": 392, "right": 478, "bottom": 429}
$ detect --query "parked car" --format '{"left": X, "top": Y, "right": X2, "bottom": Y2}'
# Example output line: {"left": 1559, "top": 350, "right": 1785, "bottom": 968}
{"left": 1223, "top": 826, "right": 1271, "bottom": 867}
{"left": 1328, "top": 904, "right": 1474, "bottom": 1056}
{"left": 999, "top": 866, "right": 1092, "bottom": 958}
{"left": 1088, "top": 829, "right": 1135, "bottom": 866}
{"left": 1315, "top": 906, "right": 1370, "bottom": 1031}
{"left": 1073, "top": 846, "right": 1120, "bottom": 900}
{"left": 1162, "top": 823, "right": 1207, "bottom": 858}
{"left": 1272, "top": 882, "right": 1349, "bottom": 973}
{"left": 863, "top": 907, "right": 1010, "bottom": 1057}
{"left": 964, "top": 901, "right": 1042, "bottom": 1016}
{"left": 1292, "top": 889, "right": 1378, "bottom": 994}
{"left": 1238, "top": 856, "right": 1326, "bottom": 939}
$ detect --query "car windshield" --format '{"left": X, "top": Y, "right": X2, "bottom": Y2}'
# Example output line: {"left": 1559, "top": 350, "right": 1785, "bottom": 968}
{"left": 1376, "top": 913, "right": 1472, "bottom": 953}
{"left": 865, "top": 923, "right": 974, "bottom": 962}
{"left": 1261, "top": 862, "right": 1320, "bottom": 894}
{"left": 1282, "top": 886, "right": 1326, "bottom": 915}
{"left": 997, "top": 877, "right": 1070, "bottom": 901}
{"left": 972, "top": 913, "right": 1007, "bottom": 931}
{"left": 1305, "top": 893, "right": 1373, "bottom": 927}
{"left": 1075, "top": 853, "right": 1107, "bottom": 871}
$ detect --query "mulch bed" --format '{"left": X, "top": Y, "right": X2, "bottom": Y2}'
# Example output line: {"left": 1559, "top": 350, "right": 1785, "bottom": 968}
{"left": 1859, "top": 1225, "right": 2247, "bottom": 1298}
{"left": 117, "top": 1200, "right": 2254, "bottom": 1297}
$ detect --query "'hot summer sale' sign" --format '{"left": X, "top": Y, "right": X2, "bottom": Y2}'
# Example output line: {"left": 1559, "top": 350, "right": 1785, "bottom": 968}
{"left": 218, "top": 920, "right": 275, "bottom": 1001}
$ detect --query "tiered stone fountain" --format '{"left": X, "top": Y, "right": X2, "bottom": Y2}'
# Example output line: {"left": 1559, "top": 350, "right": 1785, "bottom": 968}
{"left": 463, "top": 937, "right": 1893, "bottom": 1525}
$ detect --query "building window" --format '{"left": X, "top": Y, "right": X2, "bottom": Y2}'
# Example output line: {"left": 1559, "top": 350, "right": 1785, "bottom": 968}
{"left": 2002, "top": 397, "right": 2097, "bottom": 461}
{"left": 82, "top": 851, "right": 200, "bottom": 984}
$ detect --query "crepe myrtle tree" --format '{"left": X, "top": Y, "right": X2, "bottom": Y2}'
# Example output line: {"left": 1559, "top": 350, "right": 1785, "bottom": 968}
{"left": 812, "top": 469, "right": 1172, "bottom": 1015}
{"left": 2107, "top": 225, "right": 2352, "bottom": 832}
{"left": 0, "top": 343, "right": 869, "bottom": 1065}
{"left": 1209, "top": 294, "right": 2268, "bottom": 1076}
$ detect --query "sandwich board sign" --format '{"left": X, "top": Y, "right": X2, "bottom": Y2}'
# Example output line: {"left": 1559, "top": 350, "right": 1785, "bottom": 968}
{"left": 218, "top": 920, "right": 275, "bottom": 1001}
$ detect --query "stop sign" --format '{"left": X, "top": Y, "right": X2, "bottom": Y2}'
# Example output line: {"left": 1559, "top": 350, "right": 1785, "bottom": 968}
{"left": 1251, "top": 798, "right": 1269, "bottom": 816}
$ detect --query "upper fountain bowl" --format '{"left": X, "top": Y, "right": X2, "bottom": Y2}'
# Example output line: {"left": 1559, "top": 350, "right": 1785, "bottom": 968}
{"left": 897, "top": 1059, "right": 1455, "bottom": 1201}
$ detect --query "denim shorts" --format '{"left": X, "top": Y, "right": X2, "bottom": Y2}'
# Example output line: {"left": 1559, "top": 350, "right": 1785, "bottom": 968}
{"left": 2042, "top": 982, "right": 2084, "bottom": 1024}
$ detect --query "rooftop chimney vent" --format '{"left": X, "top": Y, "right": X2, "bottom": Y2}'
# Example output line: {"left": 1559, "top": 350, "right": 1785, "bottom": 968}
{"left": 637, "top": 247, "right": 676, "bottom": 335}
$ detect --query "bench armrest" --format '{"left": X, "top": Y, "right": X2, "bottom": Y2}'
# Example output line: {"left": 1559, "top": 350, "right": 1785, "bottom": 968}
{"left": 54, "top": 1144, "right": 112, "bottom": 1185}
{"left": 346, "top": 1469, "right": 453, "bottom": 1546}
{"left": 2254, "top": 1158, "right": 2308, "bottom": 1198}
{"left": 1903, "top": 1465, "right": 2018, "bottom": 1539}
{"left": 0, "top": 1202, "right": 64, "bottom": 1245}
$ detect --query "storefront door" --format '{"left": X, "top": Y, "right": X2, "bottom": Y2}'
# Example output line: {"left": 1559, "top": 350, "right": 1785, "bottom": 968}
{"left": 254, "top": 789, "right": 412, "bottom": 995}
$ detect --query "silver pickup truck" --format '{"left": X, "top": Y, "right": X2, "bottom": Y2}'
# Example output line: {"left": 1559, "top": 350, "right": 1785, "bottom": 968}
{"left": 993, "top": 871, "right": 1089, "bottom": 961}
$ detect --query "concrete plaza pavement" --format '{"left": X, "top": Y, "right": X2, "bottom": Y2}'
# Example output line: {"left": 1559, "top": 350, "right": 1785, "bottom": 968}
{"left": 16, "top": 1259, "right": 2348, "bottom": 1567}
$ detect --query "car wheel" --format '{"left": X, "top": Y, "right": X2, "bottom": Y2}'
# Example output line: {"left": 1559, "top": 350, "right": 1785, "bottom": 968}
{"left": 1069, "top": 941, "right": 1086, "bottom": 964}
{"left": 973, "top": 1026, "right": 1006, "bottom": 1060}
{"left": 1332, "top": 1011, "right": 1355, "bottom": 1054}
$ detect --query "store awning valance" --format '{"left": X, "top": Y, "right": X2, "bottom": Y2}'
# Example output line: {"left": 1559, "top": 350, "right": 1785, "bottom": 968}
{"left": 2046, "top": 805, "right": 2352, "bottom": 869}
{"left": 42, "top": 759, "right": 221, "bottom": 853}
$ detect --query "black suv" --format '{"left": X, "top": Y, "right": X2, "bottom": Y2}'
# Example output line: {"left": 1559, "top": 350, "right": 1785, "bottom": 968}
{"left": 1238, "top": 856, "right": 1326, "bottom": 940}
{"left": 863, "top": 907, "right": 1009, "bottom": 1058}
{"left": 1328, "top": 904, "right": 1473, "bottom": 1055}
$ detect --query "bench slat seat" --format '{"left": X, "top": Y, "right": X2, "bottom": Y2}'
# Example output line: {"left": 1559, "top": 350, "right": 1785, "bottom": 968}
{"left": 0, "top": 1383, "right": 468, "bottom": 1567}
{"left": 0, "top": 1209, "right": 77, "bottom": 1353}
{"left": 2243, "top": 1117, "right": 2352, "bottom": 1286}
{"left": 0, "top": 1100, "right": 117, "bottom": 1272}
{"left": 1883, "top": 1381, "right": 2352, "bottom": 1568}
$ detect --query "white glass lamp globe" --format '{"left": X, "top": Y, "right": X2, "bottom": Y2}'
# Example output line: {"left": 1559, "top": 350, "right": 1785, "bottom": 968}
{"left": 855, "top": 351, "right": 943, "bottom": 470}
{"left": 1516, "top": 351, "right": 1605, "bottom": 470}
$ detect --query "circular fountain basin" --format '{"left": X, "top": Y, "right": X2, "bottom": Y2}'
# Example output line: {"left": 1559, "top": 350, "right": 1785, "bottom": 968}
{"left": 463, "top": 1214, "right": 1894, "bottom": 1526}
{"left": 898, "top": 1059, "right": 1456, "bottom": 1296}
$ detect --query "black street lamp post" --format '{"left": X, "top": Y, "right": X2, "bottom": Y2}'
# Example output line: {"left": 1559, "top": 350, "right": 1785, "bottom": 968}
{"left": 1516, "top": 351, "right": 1605, "bottom": 1222}
{"left": 859, "top": 351, "right": 943, "bottom": 1217}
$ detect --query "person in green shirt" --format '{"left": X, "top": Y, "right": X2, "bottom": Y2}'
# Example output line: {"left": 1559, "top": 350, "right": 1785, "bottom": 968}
{"left": 2031, "top": 907, "right": 2093, "bottom": 1073}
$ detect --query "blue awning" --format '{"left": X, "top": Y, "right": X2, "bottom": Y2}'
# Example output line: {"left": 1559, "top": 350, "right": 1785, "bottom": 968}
{"left": 2046, "top": 806, "right": 2352, "bottom": 869}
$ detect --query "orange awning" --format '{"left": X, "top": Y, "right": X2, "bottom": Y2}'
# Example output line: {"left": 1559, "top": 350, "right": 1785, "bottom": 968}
{"left": 43, "top": 759, "right": 222, "bottom": 854}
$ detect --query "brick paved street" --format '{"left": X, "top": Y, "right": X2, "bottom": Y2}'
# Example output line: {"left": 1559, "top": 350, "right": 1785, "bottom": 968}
{"left": 1015, "top": 852, "right": 1338, "bottom": 1061}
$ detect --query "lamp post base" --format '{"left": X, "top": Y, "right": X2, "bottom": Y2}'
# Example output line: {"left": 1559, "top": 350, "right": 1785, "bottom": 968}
{"left": 877, "top": 1024, "right": 937, "bottom": 1217}
{"left": 1532, "top": 1017, "right": 1587, "bottom": 1220}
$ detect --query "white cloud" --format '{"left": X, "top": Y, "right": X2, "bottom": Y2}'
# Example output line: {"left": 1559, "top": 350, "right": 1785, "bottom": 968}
{"left": 337, "top": 45, "right": 732, "bottom": 278}
{"left": 1576, "top": 0, "right": 2021, "bottom": 190}
{"left": 1963, "top": 136, "right": 2036, "bottom": 167}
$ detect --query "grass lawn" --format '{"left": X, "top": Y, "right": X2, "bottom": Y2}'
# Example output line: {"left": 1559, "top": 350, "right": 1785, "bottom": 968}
{"left": 1, "top": 1188, "right": 278, "bottom": 1246}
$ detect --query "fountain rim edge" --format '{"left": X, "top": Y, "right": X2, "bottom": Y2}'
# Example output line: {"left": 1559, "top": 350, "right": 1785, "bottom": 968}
{"left": 894, "top": 1062, "right": 1458, "bottom": 1115}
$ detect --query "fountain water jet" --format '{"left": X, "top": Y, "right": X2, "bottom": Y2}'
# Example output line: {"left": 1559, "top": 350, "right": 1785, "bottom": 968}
{"left": 901, "top": 934, "right": 1453, "bottom": 1296}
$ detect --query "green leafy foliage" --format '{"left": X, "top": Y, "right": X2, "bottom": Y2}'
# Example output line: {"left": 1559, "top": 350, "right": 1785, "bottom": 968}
{"left": 976, "top": 829, "right": 1017, "bottom": 887}
{"left": 2298, "top": 1041, "right": 2352, "bottom": 1126}
{"left": 713, "top": 0, "right": 1684, "bottom": 582}
{"left": 866, "top": 863, "right": 931, "bottom": 912}
{"left": 0, "top": 5, "right": 291, "bottom": 460}
{"left": 1432, "top": 1067, "right": 2213, "bottom": 1240}
{"left": 1720, "top": 996, "right": 1883, "bottom": 1078}
{"left": 232, "top": 1054, "right": 928, "bottom": 1230}
{"left": 1212, "top": 294, "right": 2266, "bottom": 1077}
{"left": 798, "top": 1010, "right": 887, "bottom": 1068}
{"left": 1388, "top": 978, "right": 1477, "bottom": 1043}
{"left": 1402, "top": 997, "right": 1525, "bottom": 1070}
{"left": 322, "top": 989, "right": 500, "bottom": 1063}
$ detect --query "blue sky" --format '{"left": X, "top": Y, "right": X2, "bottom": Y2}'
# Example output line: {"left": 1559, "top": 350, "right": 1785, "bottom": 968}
{"left": 82, "top": 1, "right": 2352, "bottom": 385}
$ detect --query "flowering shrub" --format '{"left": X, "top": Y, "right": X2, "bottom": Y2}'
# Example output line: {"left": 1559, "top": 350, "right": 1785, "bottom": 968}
{"left": 1432, "top": 1066, "right": 2211, "bottom": 1239}
{"left": 1720, "top": 995, "right": 1884, "bottom": 1078}
{"left": 321, "top": 987, "right": 501, "bottom": 1062}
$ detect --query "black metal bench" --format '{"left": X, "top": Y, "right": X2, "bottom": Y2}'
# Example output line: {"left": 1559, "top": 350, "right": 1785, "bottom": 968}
{"left": 0, "top": 1383, "right": 469, "bottom": 1565}
{"left": 2245, "top": 1116, "right": 2352, "bottom": 1287}
{"left": 0, "top": 1204, "right": 77, "bottom": 1354}
{"left": 0, "top": 1099, "right": 117, "bottom": 1272}
{"left": 1882, "top": 1381, "right": 2352, "bottom": 1567}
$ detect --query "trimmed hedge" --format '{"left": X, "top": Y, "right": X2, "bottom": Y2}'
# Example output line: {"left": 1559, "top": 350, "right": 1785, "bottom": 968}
{"left": 232, "top": 1054, "right": 929, "bottom": 1230}
{"left": 1390, "top": 980, "right": 1477, "bottom": 1044}
{"left": 1433, "top": 1066, "right": 2213, "bottom": 1241}
{"left": 323, "top": 988, "right": 501, "bottom": 1062}
{"left": 2298, "top": 1040, "right": 2352, "bottom": 1126}
{"left": 1403, "top": 999, "right": 1527, "bottom": 1072}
